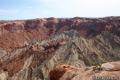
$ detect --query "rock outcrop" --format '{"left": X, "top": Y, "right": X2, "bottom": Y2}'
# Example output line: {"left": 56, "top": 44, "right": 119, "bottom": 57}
{"left": 101, "top": 61, "right": 120, "bottom": 71}
{"left": 50, "top": 61, "right": 120, "bottom": 80}
{"left": 0, "top": 17, "right": 120, "bottom": 80}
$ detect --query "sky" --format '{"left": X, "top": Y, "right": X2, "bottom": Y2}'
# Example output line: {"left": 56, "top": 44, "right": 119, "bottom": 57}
{"left": 0, "top": 0, "right": 120, "bottom": 20}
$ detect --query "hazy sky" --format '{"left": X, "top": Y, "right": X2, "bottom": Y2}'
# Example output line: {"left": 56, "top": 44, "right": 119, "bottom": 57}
{"left": 0, "top": 0, "right": 120, "bottom": 20}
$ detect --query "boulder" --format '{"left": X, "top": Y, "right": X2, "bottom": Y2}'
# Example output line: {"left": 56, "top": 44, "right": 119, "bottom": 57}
{"left": 101, "top": 61, "right": 120, "bottom": 71}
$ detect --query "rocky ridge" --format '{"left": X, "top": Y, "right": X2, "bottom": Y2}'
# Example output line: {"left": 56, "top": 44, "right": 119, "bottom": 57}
{"left": 0, "top": 17, "right": 120, "bottom": 80}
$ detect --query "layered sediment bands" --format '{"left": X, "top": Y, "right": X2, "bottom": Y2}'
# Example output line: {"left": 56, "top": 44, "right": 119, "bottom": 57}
{"left": 0, "top": 17, "right": 119, "bottom": 80}
{"left": 0, "top": 17, "right": 120, "bottom": 51}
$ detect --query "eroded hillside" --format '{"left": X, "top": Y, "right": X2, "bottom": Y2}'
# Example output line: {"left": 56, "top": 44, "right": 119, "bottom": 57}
{"left": 0, "top": 17, "right": 120, "bottom": 80}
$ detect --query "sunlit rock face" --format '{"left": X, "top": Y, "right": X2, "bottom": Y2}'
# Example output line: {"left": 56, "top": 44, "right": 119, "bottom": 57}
{"left": 0, "top": 17, "right": 120, "bottom": 80}
{"left": 101, "top": 61, "right": 120, "bottom": 71}
{"left": 49, "top": 61, "right": 120, "bottom": 80}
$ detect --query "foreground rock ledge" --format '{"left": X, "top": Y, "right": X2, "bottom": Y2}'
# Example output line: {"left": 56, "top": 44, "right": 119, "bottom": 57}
{"left": 49, "top": 61, "right": 120, "bottom": 80}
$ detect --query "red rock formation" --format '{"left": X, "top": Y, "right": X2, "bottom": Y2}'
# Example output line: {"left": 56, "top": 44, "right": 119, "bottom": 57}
{"left": 0, "top": 39, "right": 66, "bottom": 76}
{"left": 0, "top": 17, "right": 119, "bottom": 51}
{"left": 0, "top": 17, "right": 119, "bottom": 80}
{"left": 50, "top": 61, "right": 120, "bottom": 80}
